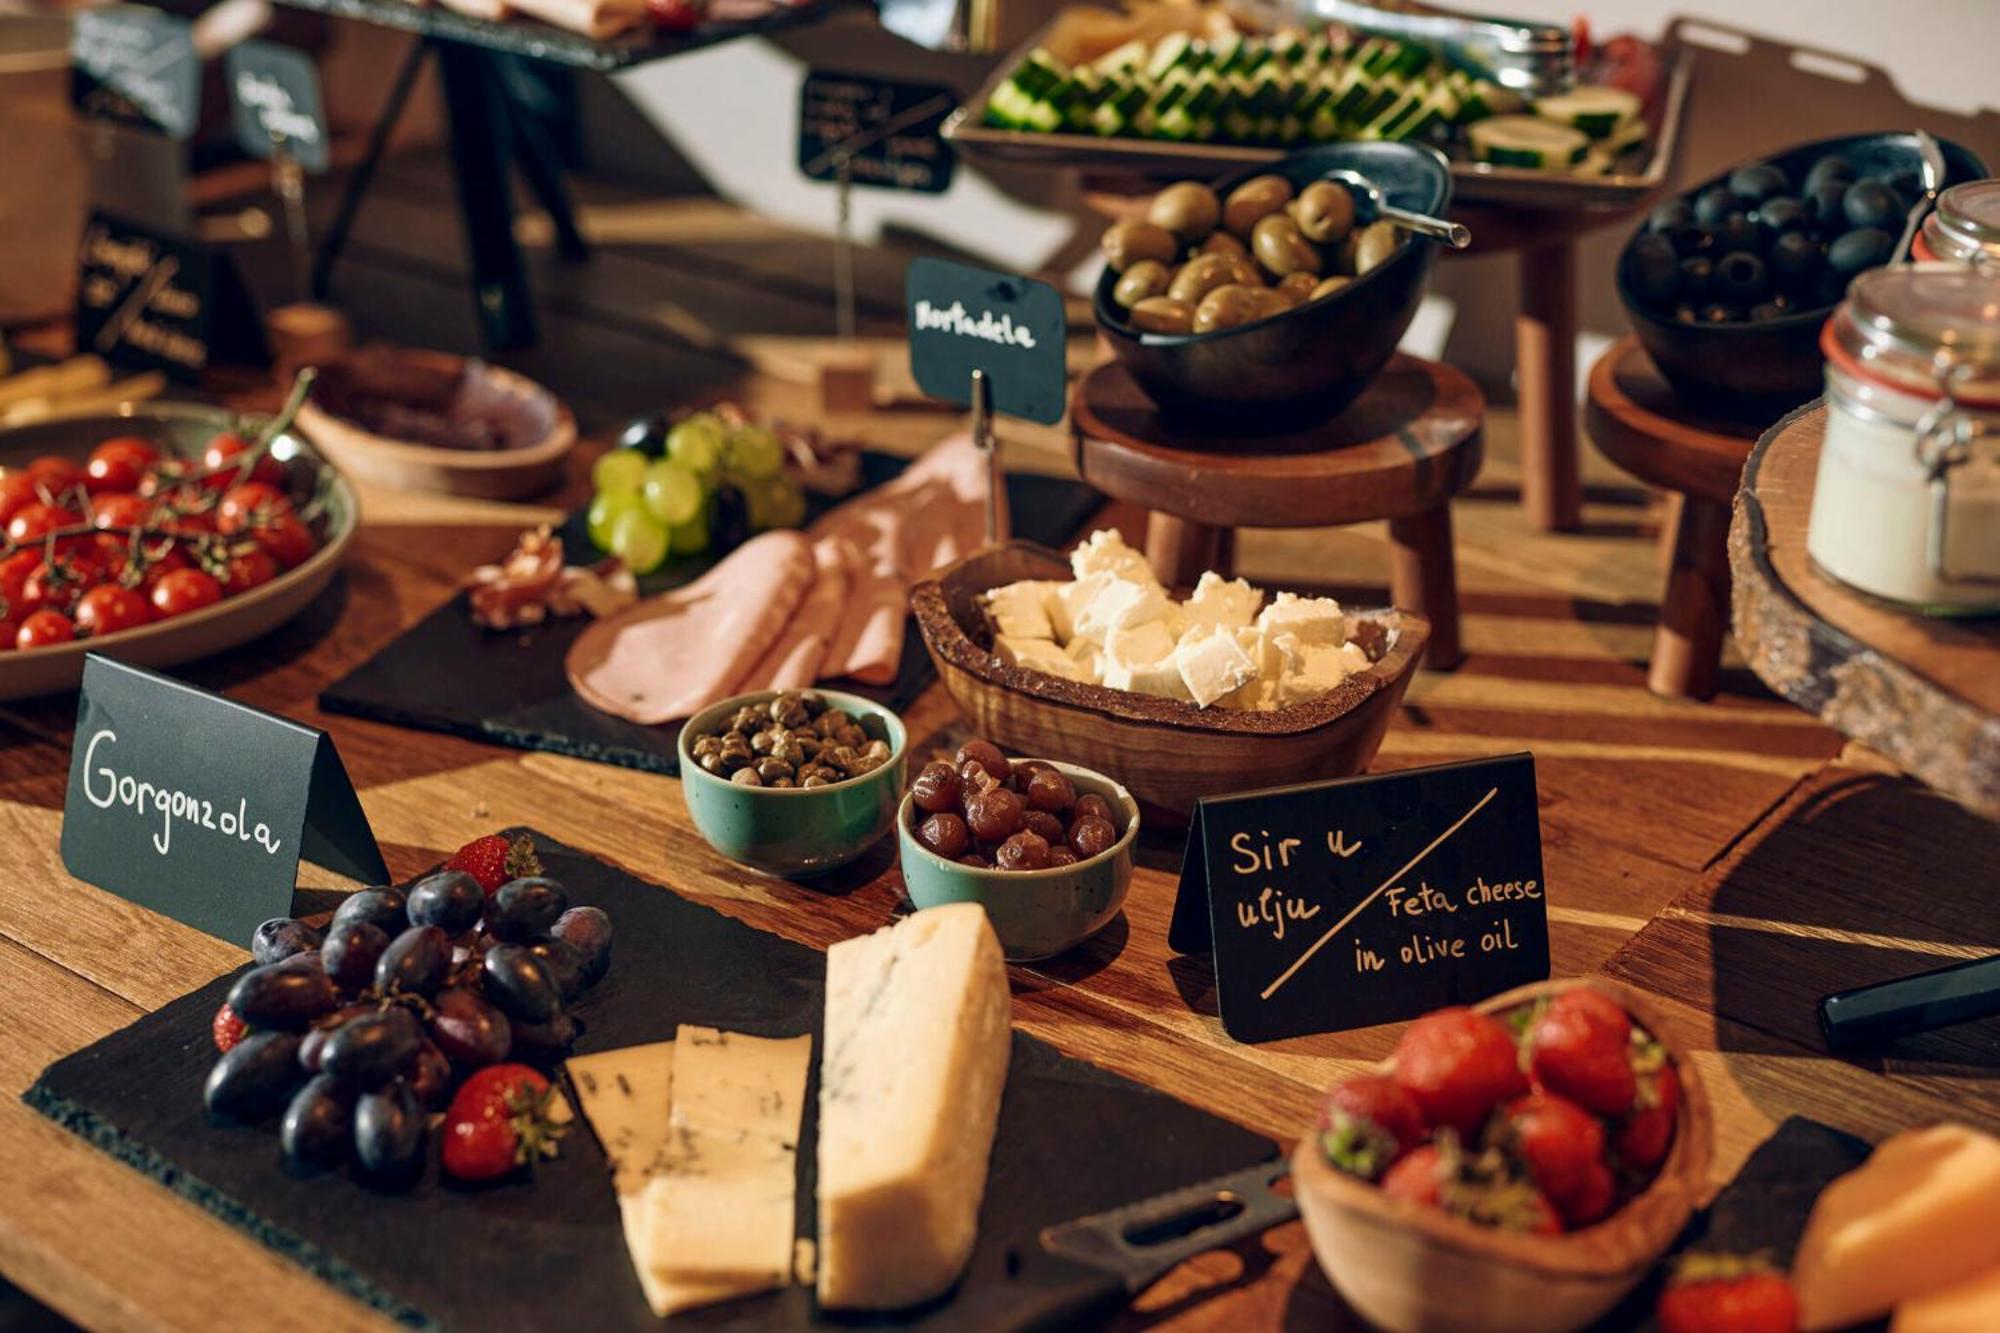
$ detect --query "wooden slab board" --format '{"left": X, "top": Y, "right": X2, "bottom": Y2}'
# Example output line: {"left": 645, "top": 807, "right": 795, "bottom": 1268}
{"left": 23, "top": 830, "right": 1276, "bottom": 1332}
{"left": 318, "top": 457, "right": 1103, "bottom": 775}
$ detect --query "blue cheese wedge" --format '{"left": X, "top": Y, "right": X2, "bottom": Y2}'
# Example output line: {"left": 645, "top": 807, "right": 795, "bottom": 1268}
{"left": 818, "top": 904, "right": 1011, "bottom": 1310}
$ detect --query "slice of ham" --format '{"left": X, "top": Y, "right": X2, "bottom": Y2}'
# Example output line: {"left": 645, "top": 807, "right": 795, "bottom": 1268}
{"left": 566, "top": 530, "right": 816, "bottom": 725}
{"left": 741, "top": 537, "right": 855, "bottom": 692}
{"left": 505, "top": 0, "right": 648, "bottom": 37}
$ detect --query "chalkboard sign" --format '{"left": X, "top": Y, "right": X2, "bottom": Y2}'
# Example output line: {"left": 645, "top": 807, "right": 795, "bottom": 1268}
{"left": 70, "top": 8, "right": 200, "bottom": 140}
{"left": 60, "top": 656, "right": 387, "bottom": 945}
{"left": 76, "top": 213, "right": 267, "bottom": 381}
{"left": 225, "top": 40, "right": 331, "bottom": 173}
{"left": 1169, "top": 755, "right": 1550, "bottom": 1044}
{"left": 797, "top": 71, "right": 956, "bottom": 194}
{"left": 907, "top": 258, "right": 1066, "bottom": 426}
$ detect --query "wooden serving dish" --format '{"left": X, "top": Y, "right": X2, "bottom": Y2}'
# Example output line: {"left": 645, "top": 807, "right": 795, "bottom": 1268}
{"left": 1291, "top": 978, "right": 1714, "bottom": 1333}
{"left": 909, "top": 541, "right": 1426, "bottom": 821}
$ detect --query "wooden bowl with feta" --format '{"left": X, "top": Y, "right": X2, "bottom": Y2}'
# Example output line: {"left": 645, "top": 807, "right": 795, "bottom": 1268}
{"left": 909, "top": 533, "right": 1426, "bottom": 821}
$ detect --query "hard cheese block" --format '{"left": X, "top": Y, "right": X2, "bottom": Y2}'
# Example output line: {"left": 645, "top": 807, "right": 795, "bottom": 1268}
{"left": 817, "top": 903, "right": 1010, "bottom": 1311}
{"left": 1794, "top": 1123, "right": 2000, "bottom": 1330}
{"left": 1896, "top": 1268, "right": 2000, "bottom": 1333}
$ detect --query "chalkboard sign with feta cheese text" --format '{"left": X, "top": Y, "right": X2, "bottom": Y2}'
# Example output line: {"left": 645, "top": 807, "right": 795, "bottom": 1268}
{"left": 1169, "top": 754, "right": 1549, "bottom": 1044}
{"left": 225, "top": 40, "right": 330, "bottom": 173}
{"left": 907, "top": 258, "right": 1066, "bottom": 426}
{"left": 797, "top": 71, "right": 956, "bottom": 194}
{"left": 61, "top": 656, "right": 387, "bottom": 946}
{"left": 70, "top": 8, "right": 200, "bottom": 140}
{"left": 76, "top": 213, "right": 267, "bottom": 382}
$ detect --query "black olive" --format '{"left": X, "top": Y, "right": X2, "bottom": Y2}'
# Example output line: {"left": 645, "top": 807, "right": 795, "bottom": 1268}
{"left": 1677, "top": 256, "right": 1714, "bottom": 300}
{"left": 1769, "top": 231, "right": 1825, "bottom": 297}
{"left": 1692, "top": 185, "right": 1740, "bottom": 228}
{"left": 1714, "top": 251, "right": 1770, "bottom": 304}
{"left": 1625, "top": 233, "right": 1681, "bottom": 308}
{"left": 1828, "top": 227, "right": 1894, "bottom": 277}
{"left": 1647, "top": 198, "right": 1693, "bottom": 234}
{"left": 1712, "top": 212, "right": 1765, "bottom": 258}
{"left": 1803, "top": 154, "right": 1855, "bottom": 196}
{"left": 1728, "top": 162, "right": 1790, "bottom": 204}
{"left": 1754, "top": 196, "right": 1809, "bottom": 235}
{"left": 1805, "top": 181, "right": 1850, "bottom": 232}
{"left": 1842, "top": 179, "right": 1904, "bottom": 232}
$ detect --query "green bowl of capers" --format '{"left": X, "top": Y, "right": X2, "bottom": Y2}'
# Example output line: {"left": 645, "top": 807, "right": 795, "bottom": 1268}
{"left": 679, "top": 689, "right": 908, "bottom": 877}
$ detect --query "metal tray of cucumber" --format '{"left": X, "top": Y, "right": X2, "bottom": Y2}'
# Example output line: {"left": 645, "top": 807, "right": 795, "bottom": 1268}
{"left": 945, "top": 0, "right": 1691, "bottom": 210}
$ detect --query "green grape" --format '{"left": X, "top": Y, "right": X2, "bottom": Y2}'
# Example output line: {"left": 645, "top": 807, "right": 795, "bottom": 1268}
{"left": 665, "top": 415, "right": 725, "bottom": 476}
{"left": 586, "top": 491, "right": 632, "bottom": 552}
{"left": 591, "top": 449, "right": 648, "bottom": 496}
{"left": 723, "top": 425, "right": 785, "bottom": 481}
{"left": 668, "top": 506, "right": 711, "bottom": 556}
{"left": 608, "top": 508, "right": 670, "bottom": 575}
{"left": 744, "top": 475, "right": 807, "bottom": 532}
{"left": 641, "top": 459, "right": 703, "bottom": 527}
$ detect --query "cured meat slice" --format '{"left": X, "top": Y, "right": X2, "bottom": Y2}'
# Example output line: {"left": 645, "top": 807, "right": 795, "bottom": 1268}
{"left": 741, "top": 537, "right": 855, "bottom": 692}
{"left": 566, "top": 530, "right": 815, "bottom": 725}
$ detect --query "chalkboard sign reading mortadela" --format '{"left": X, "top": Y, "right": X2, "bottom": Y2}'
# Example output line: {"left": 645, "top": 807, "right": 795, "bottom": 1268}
{"left": 1169, "top": 754, "right": 1549, "bottom": 1043}
{"left": 61, "top": 656, "right": 388, "bottom": 946}
{"left": 70, "top": 7, "right": 199, "bottom": 140}
{"left": 907, "top": 258, "right": 1066, "bottom": 426}
{"left": 798, "top": 71, "right": 956, "bottom": 194}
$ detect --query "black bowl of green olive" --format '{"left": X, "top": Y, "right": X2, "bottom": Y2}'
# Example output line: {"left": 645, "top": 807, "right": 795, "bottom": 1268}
{"left": 1094, "top": 141, "right": 1452, "bottom": 430}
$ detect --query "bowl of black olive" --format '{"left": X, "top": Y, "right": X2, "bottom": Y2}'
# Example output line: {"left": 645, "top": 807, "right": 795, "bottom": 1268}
{"left": 1616, "top": 131, "right": 1988, "bottom": 412}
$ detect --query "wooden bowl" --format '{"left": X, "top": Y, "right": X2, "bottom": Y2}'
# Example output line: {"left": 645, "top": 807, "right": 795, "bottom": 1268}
{"left": 1292, "top": 978, "right": 1714, "bottom": 1333}
{"left": 0, "top": 403, "right": 359, "bottom": 700}
{"left": 909, "top": 541, "right": 1426, "bottom": 822}
{"left": 294, "top": 349, "right": 575, "bottom": 501}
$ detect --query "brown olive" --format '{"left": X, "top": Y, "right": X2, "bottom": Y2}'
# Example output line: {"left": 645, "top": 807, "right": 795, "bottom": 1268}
{"left": 1192, "top": 284, "right": 1266, "bottom": 334}
{"left": 1047, "top": 847, "right": 1079, "bottom": 868}
{"left": 956, "top": 739, "right": 1009, "bottom": 782}
{"left": 1101, "top": 219, "right": 1177, "bottom": 273}
{"left": 1167, "top": 253, "right": 1240, "bottom": 307}
{"left": 1251, "top": 214, "right": 1322, "bottom": 279}
{"left": 1073, "top": 793, "right": 1115, "bottom": 824}
{"left": 1310, "top": 275, "right": 1352, "bottom": 302}
{"left": 1294, "top": 180, "right": 1356, "bottom": 245}
{"left": 1021, "top": 809, "right": 1067, "bottom": 844}
{"left": 918, "top": 811, "right": 970, "bottom": 860}
{"left": 1112, "top": 259, "right": 1171, "bottom": 309}
{"left": 1127, "top": 296, "right": 1194, "bottom": 335}
{"left": 1276, "top": 271, "right": 1320, "bottom": 305}
{"left": 1024, "top": 765, "right": 1076, "bottom": 815}
{"left": 965, "top": 787, "right": 1025, "bottom": 842}
{"left": 1223, "top": 175, "right": 1294, "bottom": 239}
{"left": 995, "top": 831, "right": 1053, "bottom": 871}
{"left": 1199, "top": 230, "right": 1249, "bottom": 260}
{"left": 1248, "top": 287, "right": 1295, "bottom": 320}
{"left": 911, "top": 761, "right": 962, "bottom": 814}
{"left": 1068, "top": 815, "right": 1119, "bottom": 859}
{"left": 958, "top": 853, "right": 991, "bottom": 869}
{"left": 1147, "top": 181, "right": 1221, "bottom": 243}
{"left": 1353, "top": 221, "right": 1401, "bottom": 275}
{"left": 959, "top": 759, "right": 1002, "bottom": 794}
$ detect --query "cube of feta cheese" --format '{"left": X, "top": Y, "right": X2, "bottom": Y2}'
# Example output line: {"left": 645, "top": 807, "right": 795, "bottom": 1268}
{"left": 1073, "top": 576, "right": 1180, "bottom": 645}
{"left": 1184, "top": 571, "right": 1263, "bottom": 636}
{"left": 1176, "top": 629, "right": 1259, "bottom": 708}
{"left": 1069, "top": 529, "right": 1157, "bottom": 586}
{"left": 1102, "top": 619, "right": 1191, "bottom": 700}
{"left": 1054, "top": 573, "right": 1114, "bottom": 644}
{"left": 997, "top": 635, "right": 1086, "bottom": 681}
{"left": 983, "top": 581, "right": 1055, "bottom": 642}
{"left": 1064, "top": 637, "right": 1103, "bottom": 682}
{"left": 1255, "top": 591, "right": 1346, "bottom": 647}
{"left": 1276, "top": 642, "right": 1359, "bottom": 706}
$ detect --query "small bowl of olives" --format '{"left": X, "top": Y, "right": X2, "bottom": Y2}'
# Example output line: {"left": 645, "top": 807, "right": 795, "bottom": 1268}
{"left": 896, "top": 743, "right": 1139, "bottom": 962}
{"left": 1094, "top": 140, "right": 1452, "bottom": 430}
{"left": 1615, "top": 130, "right": 1987, "bottom": 411}
{"left": 678, "top": 689, "right": 908, "bottom": 877}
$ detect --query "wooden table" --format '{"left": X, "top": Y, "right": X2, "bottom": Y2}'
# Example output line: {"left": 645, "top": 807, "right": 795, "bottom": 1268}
{"left": 1586, "top": 337, "right": 1761, "bottom": 701}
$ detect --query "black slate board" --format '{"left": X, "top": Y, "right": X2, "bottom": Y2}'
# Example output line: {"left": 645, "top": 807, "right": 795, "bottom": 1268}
{"left": 318, "top": 459, "right": 1102, "bottom": 776}
{"left": 26, "top": 831, "right": 1275, "bottom": 1332}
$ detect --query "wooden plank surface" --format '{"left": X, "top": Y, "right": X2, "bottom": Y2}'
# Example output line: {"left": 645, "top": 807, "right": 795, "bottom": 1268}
{"left": 0, "top": 174, "right": 1992, "bottom": 1332}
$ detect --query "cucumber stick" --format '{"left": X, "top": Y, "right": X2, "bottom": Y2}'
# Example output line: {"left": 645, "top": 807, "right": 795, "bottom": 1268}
{"left": 1531, "top": 85, "right": 1641, "bottom": 139}
{"left": 1468, "top": 114, "right": 1591, "bottom": 167}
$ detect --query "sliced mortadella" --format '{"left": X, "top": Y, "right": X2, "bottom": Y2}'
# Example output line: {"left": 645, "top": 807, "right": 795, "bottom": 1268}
{"left": 742, "top": 537, "right": 856, "bottom": 692}
{"left": 565, "top": 531, "right": 816, "bottom": 725}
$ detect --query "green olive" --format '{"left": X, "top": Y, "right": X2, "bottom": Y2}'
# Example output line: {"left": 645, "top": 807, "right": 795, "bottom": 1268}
{"left": 1276, "top": 271, "right": 1320, "bottom": 305}
{"left": 1294, "top": 181, "right": 1356, "bottom": 245}
{"left": 1147, "top": 181, "right": 1221, "bottom": 244}
{"left": 1192, "top": 284, "right": 1267, "bottom": 334}
{"left": 1112, "top": 259, "right": 1172, "bottom": 309}
{"left": 1251, "top": 214, "right": 1322, "bottom": 279}
{"left": 1167, "top": 253, "right": 1241, "bottom": 307}
{"left": 1199, "top": 230, "right": 1249, "bottom": 260}
{"left": 1101, "top": 219, "right": 1178, "bottom": 273}
{"left": 1353, "top": 221, "right": 1401, "bottom": 275}
{"left": 1128, "top": 296, "right": 1195, "bottom": 334}
{"left": 1310, "top": 274, "right": 1352, "bottom": 302}
{"left": 1221, "top": 252, "right": 1265, "bottom": 288}
{"left": 1222, "top": 175, "right": 1294, "bottom": 240}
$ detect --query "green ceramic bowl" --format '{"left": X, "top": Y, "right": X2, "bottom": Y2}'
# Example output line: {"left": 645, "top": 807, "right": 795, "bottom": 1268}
{"left": 678, "top": 689, "right": 908, "bottom": 877}
{"left": 897, "top": 759, "right": 1139, "bottom": 961}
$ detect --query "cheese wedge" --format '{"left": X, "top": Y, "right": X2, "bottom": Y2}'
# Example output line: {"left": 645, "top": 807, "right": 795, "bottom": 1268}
{"left": 1795, "top": 1124, "right": 2000, "bottom": 1330}
{"left": 1895, "top": 1267, "right": 2000, "bottom": 1333}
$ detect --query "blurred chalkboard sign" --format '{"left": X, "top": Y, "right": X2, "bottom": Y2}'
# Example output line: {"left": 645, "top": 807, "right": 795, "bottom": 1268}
{"left": 76, "top": 213, "right": 267, "bottom": 382}
{"left": 798, "top": 71, "right": 956, "bottom": 194}
{"left": 70, "top": 8, "right": 200, "bottom": 140}
{"left": 225, "top": 41, "right": 330, "bottom": 173}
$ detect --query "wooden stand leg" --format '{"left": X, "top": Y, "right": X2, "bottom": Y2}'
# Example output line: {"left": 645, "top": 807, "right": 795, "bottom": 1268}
{"left": 1517, "top": 241, "right": 1581, "bottom": 533}
{"left": 1388, "top": 505, "right": 1462, "bottom": 670}
{"left": 1143, "top": 513, "right": 1232, "bottom": 585}
{"left": 1649, "top": 493, "right": 1731, "bottom": 700}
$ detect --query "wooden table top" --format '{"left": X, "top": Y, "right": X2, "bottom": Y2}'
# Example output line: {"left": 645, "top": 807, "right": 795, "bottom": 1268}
{"left": 1586, "top": 337, "right": 1762, "bottom": 506}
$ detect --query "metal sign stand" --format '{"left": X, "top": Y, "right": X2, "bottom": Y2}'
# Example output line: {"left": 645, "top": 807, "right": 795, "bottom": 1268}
{"left": 969, "top": 367, "right": 1008, "bottom": 544}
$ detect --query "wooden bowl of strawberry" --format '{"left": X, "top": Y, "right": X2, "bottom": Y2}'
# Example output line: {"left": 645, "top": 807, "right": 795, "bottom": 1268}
{"left": 1290, "top": 978, "right": 1712, "bottom": 1332}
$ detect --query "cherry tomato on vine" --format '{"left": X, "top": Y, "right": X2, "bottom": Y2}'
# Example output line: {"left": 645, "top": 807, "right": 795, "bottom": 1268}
{"left": 253, "top": 513, "right": 316, "bottom": 568}
{"left": 23, "top": 555, "right": 99, "bottom": 616}
{"left": 221, "top": 547, "right": 278, "bottom": 594}
{"left": 131, "top": 543, "right": 190, "bottom": 594}
{"left": 90, "top": 492, "right": 153, "bottom": 530}
{"left": 25, "top": 456, "right": 85, "bottom": 495}
{"left": 0, "top": 617, "right": 17, "bottom": 651}
{"left": 216, "top": 482, "right": 291, "bottom": 534}
{"left": 0, "top": 473, "right": 39, "bottom": 525}
{"left": 7, "top": 502, "right": 81, "bottom": 545}
{"left": 200, "top": 433, "right": 284, "bottom": 489}
{"left": 153, "top": 486, "right": 217, "bottom": 535}
{"left": 85, "top": 438, "right": 157, "bottom": 494}
{"left": 0, "top": 550, "right": 37, "bottom": 610}
{"left": 150, "top": 568, "right": 223, "bottom": 619}
{"left": 16, "top": 609, "right": 74, "bottom": 649}
{"left": 74, "top": 584, "right": 152, "bottom": 636}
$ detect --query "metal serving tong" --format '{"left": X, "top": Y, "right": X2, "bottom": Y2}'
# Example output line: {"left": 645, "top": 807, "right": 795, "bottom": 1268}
{"left": 1257, "top": 0, "right": 1574, "bottom": 96}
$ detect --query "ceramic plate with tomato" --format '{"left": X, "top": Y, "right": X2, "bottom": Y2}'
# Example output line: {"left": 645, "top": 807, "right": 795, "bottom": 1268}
{"left": 0, "top": 402, "right": 357, "bottom": 699}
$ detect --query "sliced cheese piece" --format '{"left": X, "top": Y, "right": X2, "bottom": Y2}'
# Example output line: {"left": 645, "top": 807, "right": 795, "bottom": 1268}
{"left": 1894, "top": 1266, "right": 2000, "bottom": 1333}
{"left": 620, "top": 1193, "right": 770, "bottom": 1317}
{"left": 818, "top": 904, "right": 1011, "bottom": 1310}
{"left": 1795, "top": 1124, "right": 2000, "bottom": 1330}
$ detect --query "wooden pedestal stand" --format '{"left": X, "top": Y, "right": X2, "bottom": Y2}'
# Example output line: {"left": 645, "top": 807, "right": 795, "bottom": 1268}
{"left": 1586, "top": 337, "right": 1761, "bottom": 699}
{"left": 1071, "top": 354, "right": 1484, "bottom": 669}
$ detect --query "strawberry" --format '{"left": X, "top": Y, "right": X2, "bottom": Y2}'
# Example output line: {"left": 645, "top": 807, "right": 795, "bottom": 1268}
{"left": 1318, "top": 1074, "right": 1426, "bottom": 1180}
{"left": 1528, "top": 989, "right": 1637, "bottom": 1116}
{"left": 441, "top": 1064, "right": 567, "bottom": 1182}
{"left": 1380, "top": 1142, "right": 1450, "bottom": 1208}
{"left": 1392, "top": 1007, "right": 1529, "bottom": 1136}
{"left": 1493, "top": 1091, "right": 1604, "bottom": 1205}
{"left": 211, "top": 1002, "right": 248, "bottom": 1053}
{"left": 1617, "top": 1060, "right": 1681, "bottom": 1173}
{"left": 1656, "top": 1254, "right": 1799, "bottom": 1333}
{"left": 445, "top": 834, "right": 541, "bottom": 897}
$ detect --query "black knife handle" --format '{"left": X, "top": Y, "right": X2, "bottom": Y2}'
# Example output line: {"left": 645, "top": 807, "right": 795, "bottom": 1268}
{"left": 1039, "top": 1158, "right": 1297, "bottom": 1294}
{"left": 1820, "top": 952, "right": 2000, "bottom": 1053}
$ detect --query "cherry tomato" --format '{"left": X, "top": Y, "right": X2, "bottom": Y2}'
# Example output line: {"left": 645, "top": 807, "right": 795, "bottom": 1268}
{"left": 23, "top": 554, "right": 100, "bottom": 616}
{"left": 26, "top": 456, "right": 85, "bottom": 496}
{"left": 252, "top": 513, "right": 316, "bottom": 568}
{"left": 216, "top": 482, "right": 292, "bottom": 534}
{"left": 221, "top": 547, "right": 278, "bottom": 594}
{"left": 7, "top": 502, "right": 81, "bottom": 545}
{"left": 0, "top": 473, "right": 40, "bottom": 525}
{"left": 16, "top": 608, "right": 75, "bottom": 650}
{"left": 200, "top": 433, "right": 285, "bottom": 490}
{"left": 92, "top": 436, "right": 160, "bottom": 468}
{"left": 0, "top": 549, "right": 37, "bottom": 611}
{"left": 0, "top": 617, "right": 17, "bottom": 651}
{"left": 153, "top": 486, "right": 217, "bottom": 535}
{"left": 131, "top": 542, "right": 190, "bottom": 594}
{"left": 85, "top": 439, "right": 157, "bottom": 494}
{"left": 90, "top": 492, "right": 153, "bottom": 530}
{"left": 74, "top": 584, "right": 152, "bottom": 636}
{"left": 150, "top": 567, "right": 223, "bottom": 619}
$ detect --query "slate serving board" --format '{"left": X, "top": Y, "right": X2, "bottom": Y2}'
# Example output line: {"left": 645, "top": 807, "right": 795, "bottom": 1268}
{"left": 26, "top": 830, "right": 1275, "bottom": 1332}
{"left": 319, "top": 458, "right": 1103, "bottom": 776}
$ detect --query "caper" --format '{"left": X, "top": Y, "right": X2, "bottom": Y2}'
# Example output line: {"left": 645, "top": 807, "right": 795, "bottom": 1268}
{"left": 1192, "top": 284, "right": 1267, "bottom": 334}
{"left": 756, "top": 757, "right": 792, "bottom": 783}
{"left": 1167, "top": 253, "right": 1240, "bottom": 307}
{"left": 1223, "top": 175, "right": 1294, "bottom": 240}
{"left": 1112, "top": 259, "right": 1171, "bottom": 309}
{"left": 730, "top": 767, "right": 763, "bottom": 787}
{"left": 1101, "top": 219, "right": 1178, "bottom": 273}
{"left": 1251, "top": 214, "right": 1321, "bottom": 279}
{"left": 1294, "top": 180, "right": 1356, "bottom": 245}
{"left": 1128, "top": 296, "right": 1195, "bottom": 334}
{"left": 1310, "top": 274, "right": 1352, "bottom": 302}
{"left": 1353, "top": 221, "right": 1401, "bottom": 275}
{"left": 1147, "top": 181, "right": 1222, "bottom": 243}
